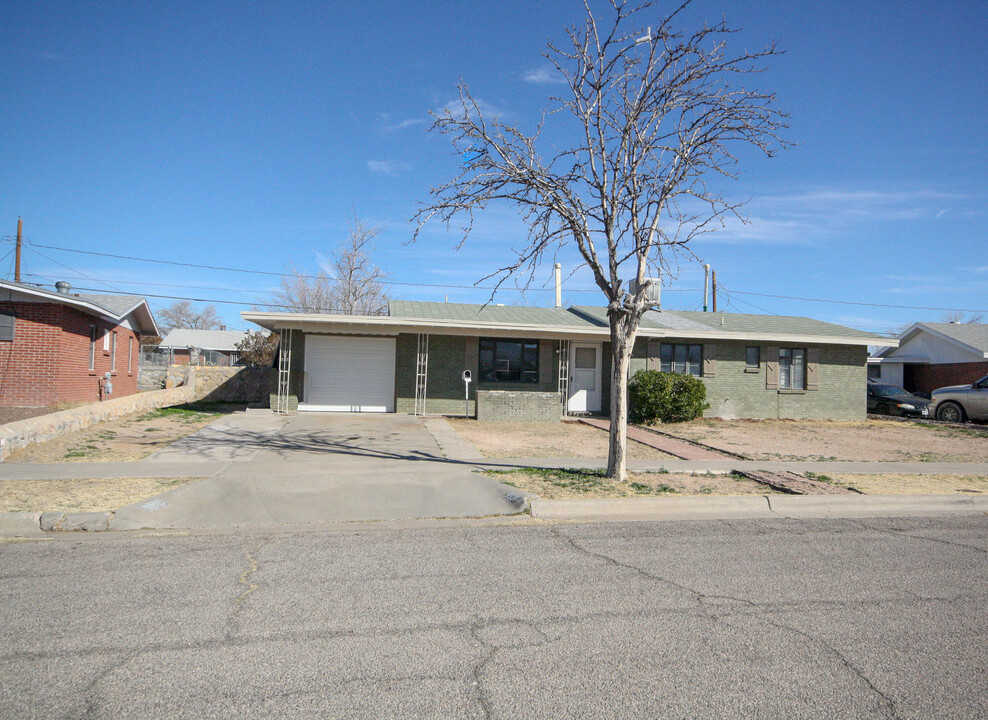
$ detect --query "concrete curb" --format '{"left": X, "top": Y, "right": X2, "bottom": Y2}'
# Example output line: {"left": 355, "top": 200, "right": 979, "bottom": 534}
{"left": 0, "top": 512, "right": 44, "bottom": 538}
{"left": 39, "top": 511, "right": 114, "bottom": 532}
{"left": 530, "top": 493, "right": 988, "bottom": 522}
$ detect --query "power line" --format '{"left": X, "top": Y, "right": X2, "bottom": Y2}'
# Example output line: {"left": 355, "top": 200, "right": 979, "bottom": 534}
{"left": 729, "top": 289, "right": 988, "bottom": 315}
{"left": 25, "top": 246, "right": 127, "bottom": 294}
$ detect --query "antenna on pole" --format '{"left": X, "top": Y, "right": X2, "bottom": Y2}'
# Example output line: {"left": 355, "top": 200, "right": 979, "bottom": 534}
{"left": 15, "top": 217, "right": 23, "bottom": 283}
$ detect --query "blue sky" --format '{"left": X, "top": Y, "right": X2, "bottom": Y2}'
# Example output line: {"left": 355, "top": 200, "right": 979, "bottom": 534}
{"left": 1, "top": 0, "right": 985, "bottom": 335}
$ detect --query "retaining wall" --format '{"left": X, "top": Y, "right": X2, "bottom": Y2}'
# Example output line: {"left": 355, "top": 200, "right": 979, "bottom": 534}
{"left": 0, "top": 383, "right": 196, "bottom": 461}
{"left": 476, "top": 390, "right": 561, "bottom": 423}
{"left": 166, "top": 365, "right": 274, "bottom": 404}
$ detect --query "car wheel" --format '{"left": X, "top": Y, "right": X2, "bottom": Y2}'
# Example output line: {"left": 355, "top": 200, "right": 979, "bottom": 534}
{"left": 936, "top": 402, "right": 966, "bottom": 423}
{"left": 874, "top": 403, "right": 890, "bottom": 415}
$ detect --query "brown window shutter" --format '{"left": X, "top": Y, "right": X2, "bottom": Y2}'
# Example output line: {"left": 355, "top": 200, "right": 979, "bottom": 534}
{"left": 806, "top": 347, "right": 820, "bottom": 390}
{"left": 703, "top": 344, "right": 716, "bottom": 377}
{"left": 766, "top": 347, "right": 779, "bottom": 390}
{"left": 538, "top": 340, "right": 553, "bottom": 386}
{"left": 646, "top": 340, "right": 660, "bottom": 371}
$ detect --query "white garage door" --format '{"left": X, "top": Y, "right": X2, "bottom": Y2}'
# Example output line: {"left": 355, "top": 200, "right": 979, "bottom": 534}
{"left": 302, "top": 335, "right": 396, "bottom": 412}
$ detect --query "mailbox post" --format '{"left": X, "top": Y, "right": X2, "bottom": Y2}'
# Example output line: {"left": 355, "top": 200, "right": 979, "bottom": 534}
{"left": 462, "top": 369, "right": 472, "bottom": 417}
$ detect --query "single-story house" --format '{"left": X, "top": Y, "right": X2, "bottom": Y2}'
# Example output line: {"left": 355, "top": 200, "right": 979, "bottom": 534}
{"left": 242, "top": 300, "right": 892, "bottom": 421}
{"left": 156, "top": 328, "right": 250, "bottom": 366}
{"left": 869, "top": 322, "right": 988, "bottom": 394}
{"left": 0, "top": 280, "right": 159, "bottom": 407}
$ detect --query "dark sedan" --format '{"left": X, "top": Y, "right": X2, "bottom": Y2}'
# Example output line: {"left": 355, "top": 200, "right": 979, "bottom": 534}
{"left": 867, "top": 383, "right": 931, "bottom": 417}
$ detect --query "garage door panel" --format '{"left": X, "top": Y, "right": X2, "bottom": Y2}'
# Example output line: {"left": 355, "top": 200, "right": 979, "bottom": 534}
{"left": 303, "top": 336, "right": 395, "bottom": 412}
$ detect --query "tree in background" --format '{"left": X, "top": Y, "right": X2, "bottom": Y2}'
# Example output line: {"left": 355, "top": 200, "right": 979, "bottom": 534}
{"left": 413, "top": 0, "right": 787, "bottom": 480}
{"left": 159, "top": 301, "right": 222, "bottom": 332}
{"left": 271, "top": 214, "right": 389, "bottom": 315}
{"left": 940, "top": 311, "right": 984, "bottom": 324}
{"left": 235, "top": 330, "right": 279, "bottom": 367}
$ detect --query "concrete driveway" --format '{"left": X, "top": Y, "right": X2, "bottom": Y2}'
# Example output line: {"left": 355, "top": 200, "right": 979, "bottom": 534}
{"left": 111, "top": 412, "right": 522, "bottom": 530}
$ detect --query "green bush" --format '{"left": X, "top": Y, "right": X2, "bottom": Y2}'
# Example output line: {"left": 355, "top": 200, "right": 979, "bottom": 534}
{"left": 628, "top": 370, "right": 708, "bottom": 424}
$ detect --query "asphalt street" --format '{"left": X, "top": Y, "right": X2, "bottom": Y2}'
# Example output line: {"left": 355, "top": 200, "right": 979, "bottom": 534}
{"left": 1, "top": 515, "right": 986, "bottom": 719}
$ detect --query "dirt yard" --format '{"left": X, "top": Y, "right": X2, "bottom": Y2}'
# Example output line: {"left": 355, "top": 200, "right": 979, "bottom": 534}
{"left": 6, "top": 403, "right": 234, "bottom": 463}
{"left": 823, "top": 473, "right": 988, "bottom": 496}
{"left": 652, "top": 418, "right": 988, "bottom": 463}
{"left": 487, "top": 467, "right": 777, "bottom": 499}
{"left": 0, "top": 476, "right": 202, "bottom": 513}
{"left": 448, "top": 419, "right": 674, "bottom": 459}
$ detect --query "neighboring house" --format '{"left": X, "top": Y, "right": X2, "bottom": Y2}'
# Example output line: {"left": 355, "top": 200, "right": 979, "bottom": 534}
{"left": 243, "top": 300, "right": 892, "bottom": 421}
{"left": 870, "top": 322, "right": 988, "bottom": 394}
{"left": 156, "top": 329, "right": 249, "bottom": 366}
{"left": 0, "top": 280, "right": 159, "bottom": 408}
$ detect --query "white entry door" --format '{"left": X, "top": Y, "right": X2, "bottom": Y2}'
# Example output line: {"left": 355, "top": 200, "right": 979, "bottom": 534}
{"left": 567, "top": 343, "right": 602, "bottom": 413}
{"left": 302, "top": 335, "right": 396, "bottom": 412}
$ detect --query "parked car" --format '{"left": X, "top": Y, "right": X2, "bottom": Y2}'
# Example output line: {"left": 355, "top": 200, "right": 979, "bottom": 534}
{"left": 930, "top": 375, "right": 988, "bottom": 422}
{"left": 867, "top": 383, "right": 931, "bottom": 417}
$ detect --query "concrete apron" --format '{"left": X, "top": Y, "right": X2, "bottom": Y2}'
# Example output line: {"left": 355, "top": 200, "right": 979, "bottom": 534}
{"left": 111, "top": 413, "right": 523, "bottom": 531}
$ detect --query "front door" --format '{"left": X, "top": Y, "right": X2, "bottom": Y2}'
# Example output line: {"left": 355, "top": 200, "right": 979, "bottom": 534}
{"left": 568, "top": 343, "right": 602, "bottom": 413}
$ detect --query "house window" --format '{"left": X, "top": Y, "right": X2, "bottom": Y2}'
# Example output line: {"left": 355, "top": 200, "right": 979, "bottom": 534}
{"left": 103, "top": 329, "right": 110, "bottom": 351}
{"left": 779, "top": 348, "right": 806, "bottom": 389}
{"left": 89, "top": 326, "right": 96, "bottom": 370}
{"left": 128, "top": 337, "right": 134, "bottom": 373}
{"left": 0, "top": 310, "right": 14, "bottom": 341}
{"left": 479, "top": 338, "right": 539, "bottom": 383}
{"left": 745, "top": 346, "right": 760, "bottom": 370}
{"left": 659, "top": 343, "right": 702, "bottom": 377}
{"left": 111, "top": 332, "right": 117, "bottom": 371}
{"left": 867, "top": 364, "right": 881, "bottom": 380}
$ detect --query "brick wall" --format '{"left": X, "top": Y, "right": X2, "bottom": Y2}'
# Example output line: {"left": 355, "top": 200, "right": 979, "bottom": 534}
{"left": 0, "top": 302, "right": 141, "bottom": 408}
{"left": 906, "top": 361, "right": 988, "bottom": 394}
{"left": 476, "top": 390, "right": 561, "bottom": 422}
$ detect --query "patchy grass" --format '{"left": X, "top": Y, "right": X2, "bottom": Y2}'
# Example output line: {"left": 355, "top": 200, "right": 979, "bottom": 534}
{"left": 0, "top": 477, "right": 203, "bottom": 513}
{"left": 485, "top": 467, "right": 777, "bottom": 499}
{"left": 826, "top": 473, "right": 988, "bottom": 496}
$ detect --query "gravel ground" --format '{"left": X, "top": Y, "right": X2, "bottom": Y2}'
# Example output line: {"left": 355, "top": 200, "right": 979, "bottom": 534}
{"left": 447, "top": 419, "right": 674, "bottom": 459}
{"left": 653, "top": 418, "right": 988, "bottom": 462}
{"left": 0, "top": 476, "right": 202, "bottom": 513}
{"left": 0, "top": 406, "right": 62, "bottom": 425}
{"left": 6, "top": 405, "right": 225, "bottom": 463}
{"left": 488, "top": 468, "right": 777, "bottom": 499}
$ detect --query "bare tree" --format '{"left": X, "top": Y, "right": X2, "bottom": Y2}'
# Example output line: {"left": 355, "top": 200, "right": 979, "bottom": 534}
{"left": 270, "top": 266, "right": 336, "bottom": 313}
{"left": 270, "top": 215, "right": 389, "bottom": 315}
{"left": 235, "top": 330, "right": 279, "bottom": 367}
{"left": 159, "top": 301, "right": 223, "bottom": 332}
{"left": 328, "top": 215, "right": 390, "bottom": 315}
{"left": 413, "top": 0, "right": 787, "bottom": 480}
{"left": 940, "top": 311, "right": 984, "bottom": 324}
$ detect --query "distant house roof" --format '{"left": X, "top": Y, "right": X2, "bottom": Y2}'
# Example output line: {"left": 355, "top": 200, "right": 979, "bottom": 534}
{"left": 0, "top": 280, "right": 159, "bottom": 336}
{"left": 158, "top": 329, "right": 249, "bottom": 352}
{"left": 243, "top": 300, "right": 894, "bottom": 347}
{"left": 876, "top": 322, "right": 988, "bottom": 360}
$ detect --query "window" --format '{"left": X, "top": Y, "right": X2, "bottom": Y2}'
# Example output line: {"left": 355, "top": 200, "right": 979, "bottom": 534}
{"left": 479, "top": 338, "right": 539, "bottom": 383}
{"left": 779, "top": 348, "right": 806, "bottom": 390}
{"left": 867, "top": 364, "right": 881, "bottom": 380}
{"left": 659, "top": 343, "right": 702, "bottom": 377}
{"left": 102, "top": 329, "right": 110, "bottom": 352}
{"left": 89, "top": 326, "right": 96, "bottom": 370}
{"left": 745, "top": 346, "right": 760, "bottom": 370}
{"left": 128, "top": 338, "right": 134, "bottom": 373}
{"left": 111, "top": 332, "right": 117, "bottom": 371}
{"left": 0, "top": 310, "right": 14, "bottom": 341}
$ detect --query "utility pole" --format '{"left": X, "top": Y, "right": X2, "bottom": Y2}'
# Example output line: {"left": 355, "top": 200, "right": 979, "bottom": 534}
{"left": 15, "top": 217, "right": 23, "bottom": 283}
{"left": 712, "top": 269, "right": 717, "bottom": 313}
{"left": 703, "top": 264, "right": 710, "bottom": 312}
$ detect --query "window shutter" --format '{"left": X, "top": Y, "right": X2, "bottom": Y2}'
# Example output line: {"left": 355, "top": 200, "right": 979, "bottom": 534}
{"left": 702, "top": 344, "right": 716, "bottom": 377}
{"left": 0, "top": 310, "right": 14, "bottom": 342}
{"left": 646, "top": 340, "right": 660, "bottom": 371}
{"left": 538, "top": 340, "right": 552, "bottom": 386}
{"left": 806, "top": 347, "right": 820, "bottom": 390}
{"left": 766, "top": 347, "right": 779, "bottom": 390}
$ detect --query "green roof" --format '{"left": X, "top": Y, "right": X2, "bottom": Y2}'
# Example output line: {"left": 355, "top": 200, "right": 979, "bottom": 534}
{"left": 389, "top": 300, "right": 603, "bottom": 328}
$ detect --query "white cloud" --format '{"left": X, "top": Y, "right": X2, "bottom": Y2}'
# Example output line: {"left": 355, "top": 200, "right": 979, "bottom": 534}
{"left": 367, "top": 160, "right": 411, "bottom": 176}
{"left": 522, "top": 65, "right": 566, "bottom": 85}
{"left": 436, "top": 96, "right": 506, "bottom": 121}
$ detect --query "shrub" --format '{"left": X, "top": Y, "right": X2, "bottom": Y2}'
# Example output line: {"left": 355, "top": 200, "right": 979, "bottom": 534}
{"left": 628, "top": 370, "right": 708, "bottom": 424}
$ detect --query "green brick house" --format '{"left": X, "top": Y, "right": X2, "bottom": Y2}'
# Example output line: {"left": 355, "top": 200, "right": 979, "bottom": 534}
{"left": 242, "top": 300, "right": 893, "bottom": 421}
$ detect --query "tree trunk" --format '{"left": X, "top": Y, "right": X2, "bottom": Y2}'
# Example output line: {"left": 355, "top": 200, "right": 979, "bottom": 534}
{"left": 606, "top": 322, "right": 634, "bottom": 482}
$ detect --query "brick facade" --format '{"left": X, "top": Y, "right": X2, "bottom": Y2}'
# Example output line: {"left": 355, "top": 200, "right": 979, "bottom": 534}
{"left": 476, "top": 390, "right": 561, "bottom": 422}
{"left": 0, "top": 301, "right": 140, "bottom": 408}
{"left": 904, "top": 361, "right": 988, "bottom": 395}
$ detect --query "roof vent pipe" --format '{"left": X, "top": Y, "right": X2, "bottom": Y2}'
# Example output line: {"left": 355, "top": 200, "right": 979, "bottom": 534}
{"left": 55, "top": 281, "right": 72, "bottom": 295}
{"left": 554, "top": 263, "right": 562, "bottom": 308}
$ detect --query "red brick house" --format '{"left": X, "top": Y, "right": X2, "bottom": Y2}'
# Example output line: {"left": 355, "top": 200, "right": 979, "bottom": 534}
{"left": 0, "top": 280, "right": 159, "bottom": 408}
{"left": 869, "top": 322, "right": 988, "bottom": 394}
